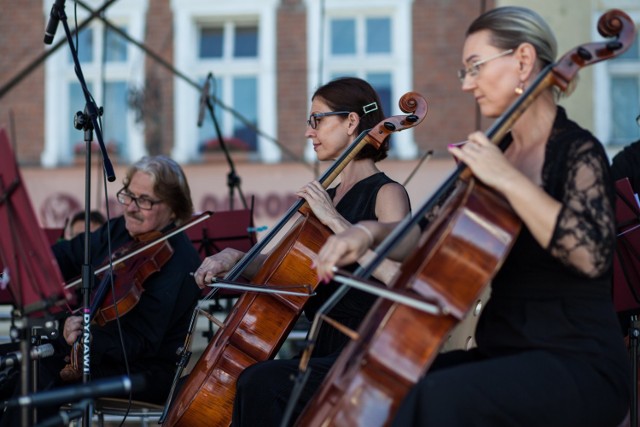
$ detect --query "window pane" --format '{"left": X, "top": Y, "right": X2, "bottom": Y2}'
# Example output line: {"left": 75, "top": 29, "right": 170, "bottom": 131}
{"left": 200, "top": 27, "right": 224, "bottom": 58}
{"left": 69, "top": 28, "right": 94, "bottom": 63}
{"left": 367, "top": 72, "right": 393, "bottom": 149}
{"left": 329, "top": 71, "right": 355, "bottom": 81}
{"left": 366, "top": 18, "right": 391, "bottom": 54}
{"left": 198, "top": 76, "right": 224, "bottom": 150}
{"left": 367, "top": 72, "right": 392, "bottom": 116}
{"left": 68, "top": 82, "right": 94, "bottom": 150}
{"left": 105, "top": 26, "right": 128, "bottom": 62}
{"left": 233, "top": 77, "right": 257, "bottom": 150}
{"left": 234, "top": 26, "right": 258, "bottom": 58}
{"left": 331, "top": 19, "right": 356, "bottom": 55}
{"left": 611, "top": 77, "right": 640, "bottom": 142}
{"left": 103, "top": 82, "right": 129, "bottom": 156}
{"left": 618, "top": 33, "right": 639, "bottom": 60}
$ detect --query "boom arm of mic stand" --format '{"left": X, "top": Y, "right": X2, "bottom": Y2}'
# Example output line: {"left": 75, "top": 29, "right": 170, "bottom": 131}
{"left": 59, "top": 8, "right": 115, "bottom": 183}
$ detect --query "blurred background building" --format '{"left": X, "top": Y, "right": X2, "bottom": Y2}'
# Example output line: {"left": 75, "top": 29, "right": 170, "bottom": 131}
{"left": 0, "top": 0, "right": 638, "bottom": 230}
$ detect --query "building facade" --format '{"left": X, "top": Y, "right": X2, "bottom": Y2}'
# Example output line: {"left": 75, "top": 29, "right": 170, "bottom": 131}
{"left": 0, "top": 0, "right": 638, "bottom": 229}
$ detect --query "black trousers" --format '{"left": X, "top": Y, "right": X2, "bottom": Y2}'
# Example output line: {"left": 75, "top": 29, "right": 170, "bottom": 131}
{"left": 392, "top": 349, "right": 630, "bottom": 427}
{"left": 232, "top": 354, "right": 337, "bottom": 427}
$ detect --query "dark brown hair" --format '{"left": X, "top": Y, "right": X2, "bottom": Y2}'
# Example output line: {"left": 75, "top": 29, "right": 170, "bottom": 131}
{"left": 312, "top": 77, "right": 388, "bottom": 162}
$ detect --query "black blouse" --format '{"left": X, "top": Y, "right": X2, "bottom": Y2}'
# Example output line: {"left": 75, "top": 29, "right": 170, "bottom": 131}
{"left": 475, "top": 107, "right": 629, "bottom": 388}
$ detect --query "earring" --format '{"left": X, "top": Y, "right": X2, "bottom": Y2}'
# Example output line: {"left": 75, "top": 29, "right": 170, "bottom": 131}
{"left": 515, "top": 81, "right": 525, "bottom": 95}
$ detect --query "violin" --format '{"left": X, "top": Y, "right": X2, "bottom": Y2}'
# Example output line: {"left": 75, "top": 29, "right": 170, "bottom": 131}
{"left": 161, "top": 92, "right": 429, "bottom": 427}
{"left": 90, "top": 231, "right": 174, "bottom": 326}
{"left": 294, "top": 9, "right": 636, "bottom": 427}
{"left": 59, "top": 213, "right": 212, "bottom": 382}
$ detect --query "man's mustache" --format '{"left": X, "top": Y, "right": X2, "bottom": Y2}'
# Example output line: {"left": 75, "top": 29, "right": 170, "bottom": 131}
{"left": 126, "top": 212, "right": 144, "bottom": 222}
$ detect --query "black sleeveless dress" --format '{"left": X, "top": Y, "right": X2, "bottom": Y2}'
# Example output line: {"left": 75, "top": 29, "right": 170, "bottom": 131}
{"left": 304, "top": 172, "right": 402, "bottom": 357}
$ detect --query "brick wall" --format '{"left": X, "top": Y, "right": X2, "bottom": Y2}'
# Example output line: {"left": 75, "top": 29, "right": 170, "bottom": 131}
{"left": 143, "top": 0, "right": 175, "bottom": 156}
{"left": 412, "top": 0, "right": 496, "bottom": 155}
{"left": 0, "top": 0, "right": 500, "bottom": 165}
{"left": 0, "top": 0, "right": 47, "bottom": 165}
{"left": 276, "top": 0, "right": 308, "bottom": 161}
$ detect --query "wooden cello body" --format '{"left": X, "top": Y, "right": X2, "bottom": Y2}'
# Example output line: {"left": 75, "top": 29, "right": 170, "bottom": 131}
{"left": 162, "top": 93, "right": 429, "bottom": 427}
{"left": 296, "top": 178, "right": 520, "bottom": 426}
{"left": 295, "top": 9, "right": 636, "bottom": 426}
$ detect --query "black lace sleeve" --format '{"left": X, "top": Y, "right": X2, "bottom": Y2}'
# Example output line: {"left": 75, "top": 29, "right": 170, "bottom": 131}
{"left": 547, "top": 136, "right": 615, "bottom": 278}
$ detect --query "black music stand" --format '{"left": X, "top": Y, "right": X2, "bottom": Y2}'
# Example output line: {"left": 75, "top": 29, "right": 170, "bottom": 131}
{"left": 185, "top": 209, "right": 256, "bottom": 261}
{"left": 0, "top": 128, "right": 75, "bottom": 426}
{"left": 612, "top": 178, "right": 640, "bottom": 427}
{"left": 0, "top": 228, "right": 63, "bottom": 306}
{"left": 185, "top": 209, "right": 256, "bottom": 340}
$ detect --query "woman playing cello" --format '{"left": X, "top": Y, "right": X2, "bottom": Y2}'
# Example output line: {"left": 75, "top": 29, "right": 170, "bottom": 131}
{"left": 316, "top": 7, "right": 631, "bottom": 426}
{"left": 194, "top": 77, "right": 412, "bottom": 425}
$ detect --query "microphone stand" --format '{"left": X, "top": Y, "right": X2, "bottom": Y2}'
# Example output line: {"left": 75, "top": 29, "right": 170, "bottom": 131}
{"left": 201, "top": 76, "right": 248, "bottom": 210}
{"left": 55, "top": 5, "right": 117, "bottom": 427}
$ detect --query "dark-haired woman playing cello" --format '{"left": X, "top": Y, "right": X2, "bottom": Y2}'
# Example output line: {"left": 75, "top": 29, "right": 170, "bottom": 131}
{"left": 194, "top": 77, "right": 411, "bottom": 426}
{"left": 316, "top": 7, "right": 631, "bottom": 426}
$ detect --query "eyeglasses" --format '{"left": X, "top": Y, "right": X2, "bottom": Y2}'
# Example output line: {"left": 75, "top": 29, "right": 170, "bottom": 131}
{"left": 307, "top": 111, "right": 350, "bottom": 129}
{"left": 116, "top": 188, "right": 162, "bottom": 210}
{"left": 458, "top": 49, "right": 514, "bottom": 83}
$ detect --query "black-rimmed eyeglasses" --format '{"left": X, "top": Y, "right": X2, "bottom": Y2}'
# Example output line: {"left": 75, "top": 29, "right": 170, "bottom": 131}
{"left": 458, "top": 49, "right": 514, "bottom": 83}
{"left": 307, "top": 111, "right": 350, "bottom": 129}
{"left": 116, "top": 188, "right": 162, "bottom": 210}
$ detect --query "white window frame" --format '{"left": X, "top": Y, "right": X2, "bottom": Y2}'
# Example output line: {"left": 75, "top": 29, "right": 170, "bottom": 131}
{"left": 170, "top": 0, "right": 279, "bottom": 163}
{"left": 593, "top": 7, "right": 640, "bottom": 146}
{"left": 305, "top": 0, "right": 416, "bottom": 161}
{"left": 42, "top": 0, "right": 148, "bottom": 167}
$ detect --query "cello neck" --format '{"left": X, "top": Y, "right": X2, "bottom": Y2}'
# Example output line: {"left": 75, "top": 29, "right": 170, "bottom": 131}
{"left": 356, "top": 7, "right": 637, "bottom": 278}
{"left": 224, "top": 129, "right": 377, "bottom": 281}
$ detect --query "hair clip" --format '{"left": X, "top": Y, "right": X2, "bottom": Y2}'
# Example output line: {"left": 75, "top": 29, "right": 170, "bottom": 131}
{"left": 362, "top": 102, "right": 378, "bottom": 115}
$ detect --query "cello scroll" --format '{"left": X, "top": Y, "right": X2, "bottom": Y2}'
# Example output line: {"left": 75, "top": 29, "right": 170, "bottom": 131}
{"left": 551, "top": 9, "right": 635, "bottom": 90}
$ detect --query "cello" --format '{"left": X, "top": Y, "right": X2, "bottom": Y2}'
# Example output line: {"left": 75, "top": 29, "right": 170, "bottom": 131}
{"left": 294, "top": 9, "right": 636, "bottom": 427}
{"left": 161, "top": 92, "right": 429, "bottom": 427}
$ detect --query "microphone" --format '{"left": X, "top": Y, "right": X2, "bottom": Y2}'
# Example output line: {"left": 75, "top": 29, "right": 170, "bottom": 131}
{"left": 197, "top": 73, "right": 212, "bottom": 128}
{"left": 43, "top": 0, "right": 66, "bottom": 45}
{"left": 0, "top": 343, "right": 55, "bottom": 370}
{"left": 2, "top": 375, "right": 144, "bottom": 408}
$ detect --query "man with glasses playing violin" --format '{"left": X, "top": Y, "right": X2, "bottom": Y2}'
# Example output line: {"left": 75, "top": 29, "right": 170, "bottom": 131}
{"left": 0, "top": 155, "right": 202, "bottom": 426}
